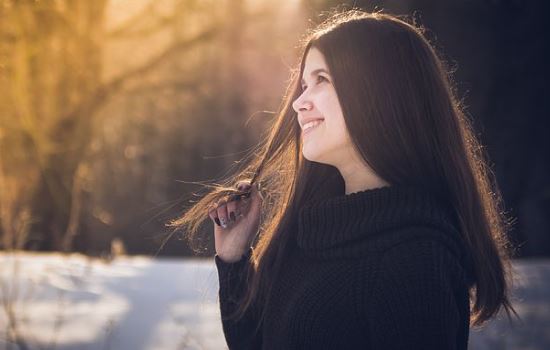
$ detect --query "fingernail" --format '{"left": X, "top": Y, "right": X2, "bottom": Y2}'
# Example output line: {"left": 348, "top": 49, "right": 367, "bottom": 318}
{"left": 220, "top": 217, "right": 227, "bottom": 228}
{"left": 214, "top": 218, "right": 221, "bottom": 226}
{"left": 230, "top": 212, "right": 236, "bottom": 221}
{"left": 238, "top": 183, "right": 251, "bottom": 191}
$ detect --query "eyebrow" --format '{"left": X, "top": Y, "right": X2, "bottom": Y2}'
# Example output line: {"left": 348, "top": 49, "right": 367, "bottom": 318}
{"left": 300, "top": 68, "right": 330, "bottom": 86}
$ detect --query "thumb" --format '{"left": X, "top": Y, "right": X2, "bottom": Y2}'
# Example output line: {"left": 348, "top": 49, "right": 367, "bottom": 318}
{"left": 244, "top": 183, "right": 262, "bottom": 217}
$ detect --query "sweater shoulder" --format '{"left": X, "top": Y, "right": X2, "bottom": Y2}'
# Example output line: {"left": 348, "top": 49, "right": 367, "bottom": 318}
{"left": 378, "top": 224, "right": 469, "bottom": 266}
{"left": 376, "top": 226, "right": 471, "bottom": 283}
{"left": 378, "top": 230, "right": 464, "bottom": 273}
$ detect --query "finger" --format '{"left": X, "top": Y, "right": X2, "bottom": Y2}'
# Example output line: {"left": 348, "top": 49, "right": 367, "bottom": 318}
{"left": 216, "top": 198, "right": 229, "bottom": 229}
{"left": 208, "top": 204, "right": 221, "bottom": 227}
{"left": 236, "top": 181, "right": 251, "bottom": 192}
{"left": 234, "top": 207, "right": 244, "bottom": 219}
{"left": 228, "top": 193, "right": 242, "bottom": 203}
{"left": 227, "top": 190, "right": 254, "bottom": 223}
{"left": 226, "top": 198, "right": 238, "bottom": 222}
{"left": 249, "top": 182, "right": 263, "bottom": 202}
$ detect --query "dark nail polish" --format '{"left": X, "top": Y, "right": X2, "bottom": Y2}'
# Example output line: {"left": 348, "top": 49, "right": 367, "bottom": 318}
{"left": 214, "top": 218, "right": 221, "bottom": 226}
{"left": 238, "top": 184, "right": 251, "bottom": 191}
{"left": 230, "top": 212, "right": 236, "bottom": 221}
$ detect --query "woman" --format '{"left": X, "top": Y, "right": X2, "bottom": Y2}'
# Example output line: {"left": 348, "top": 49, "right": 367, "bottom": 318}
{"left": 168, "top": 9, "right": 519, "bottom": 349}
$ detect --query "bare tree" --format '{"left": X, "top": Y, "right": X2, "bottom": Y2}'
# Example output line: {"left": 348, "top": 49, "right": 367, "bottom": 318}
{"left": 0, "top": 0, "right": 261, "bottom": 253}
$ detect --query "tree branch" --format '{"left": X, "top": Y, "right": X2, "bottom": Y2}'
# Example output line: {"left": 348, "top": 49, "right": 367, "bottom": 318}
{"left": 106, "top": 1, "right": 159, "bottom": 38}
{"left": 67, "top": 26, "right": 217, "bottom": 122}
{"left": 103, "top": 27, "right": 217, "bottom": 94}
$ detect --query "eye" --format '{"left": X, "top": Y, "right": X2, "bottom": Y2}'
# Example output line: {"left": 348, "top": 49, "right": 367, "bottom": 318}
{"left": 317, "top": 75, "right": 328, "bottom": 83}
{"left": 301, "top": 75, "right": 329, "bottom": 90}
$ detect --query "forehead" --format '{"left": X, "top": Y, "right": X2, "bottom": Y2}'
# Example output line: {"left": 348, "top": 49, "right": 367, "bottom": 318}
{"left": 304, "top": 47, "right": 326, "bottom": 66}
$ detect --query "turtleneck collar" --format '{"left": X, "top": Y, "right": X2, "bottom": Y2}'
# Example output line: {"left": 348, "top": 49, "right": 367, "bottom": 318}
{"left": 296, "top": 185, "right": 461, "bottom": 252}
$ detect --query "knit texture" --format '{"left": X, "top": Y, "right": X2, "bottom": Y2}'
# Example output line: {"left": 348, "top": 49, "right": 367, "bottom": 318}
{"left": 215, "top": 185, "right": 474, "bottom": 349}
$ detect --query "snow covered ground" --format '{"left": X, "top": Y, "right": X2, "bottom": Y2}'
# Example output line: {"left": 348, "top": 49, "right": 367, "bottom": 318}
{"left": 0, "top": 252, "right": 225, "bottom": 350}
{"left": 0, "top": 252, "right": 549, "bottom": 350}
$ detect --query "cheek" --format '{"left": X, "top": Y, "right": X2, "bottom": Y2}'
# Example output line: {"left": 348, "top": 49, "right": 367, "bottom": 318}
{"left": 323, "top": 97, "right": 346, "bottom": 131}
{"left": 322, "top": 91, "right": 343, "bottom": 118}
{"left": 331, "top": 125, "right": 350, "bottom": 146}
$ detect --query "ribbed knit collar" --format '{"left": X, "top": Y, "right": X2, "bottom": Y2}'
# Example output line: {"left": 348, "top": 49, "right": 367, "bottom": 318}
{"left": 296, "top": 185, "right": 461, "bottom": 251}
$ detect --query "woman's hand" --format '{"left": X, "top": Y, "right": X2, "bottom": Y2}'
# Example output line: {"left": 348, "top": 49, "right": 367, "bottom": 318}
{"left": 209, "top": 181, "right": 262, "bottom": 263}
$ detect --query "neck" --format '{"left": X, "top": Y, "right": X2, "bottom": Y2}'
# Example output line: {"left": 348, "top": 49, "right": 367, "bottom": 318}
{"left": 336, "top": 157, "right": 390, "bottom": 194}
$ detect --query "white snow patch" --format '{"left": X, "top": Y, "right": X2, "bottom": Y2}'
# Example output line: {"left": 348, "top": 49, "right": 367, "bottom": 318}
{"left": 0, "top": 252, "right": 226, "bottom": 350}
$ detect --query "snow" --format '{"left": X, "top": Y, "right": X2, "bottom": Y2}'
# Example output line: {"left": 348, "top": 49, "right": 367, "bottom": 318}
{"left": 0, "top": 252, "right": 226, "bottom": 350}
{"left": 1, "top": 252, "right": 549, "bottom": 350}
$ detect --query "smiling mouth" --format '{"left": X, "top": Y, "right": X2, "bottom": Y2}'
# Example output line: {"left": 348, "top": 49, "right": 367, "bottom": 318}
{"left": 302, "top": 119, "right": 324, "bottom": 135}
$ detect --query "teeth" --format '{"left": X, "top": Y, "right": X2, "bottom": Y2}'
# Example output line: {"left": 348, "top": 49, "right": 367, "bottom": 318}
{"left": 303, "top": 120, "right": 323, "bottom": 131}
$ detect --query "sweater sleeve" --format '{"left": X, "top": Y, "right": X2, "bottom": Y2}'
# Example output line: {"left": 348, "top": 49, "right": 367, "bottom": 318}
{"left": 215, "top": 247, "right": 262, "bottom": 350}
{"left": 366, "top": 239, "right": 463, "bottom": 350}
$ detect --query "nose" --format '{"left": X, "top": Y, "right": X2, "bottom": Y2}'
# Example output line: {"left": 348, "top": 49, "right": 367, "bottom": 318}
{"left": 292, "top": 91, "right": 313, "bottom": 114}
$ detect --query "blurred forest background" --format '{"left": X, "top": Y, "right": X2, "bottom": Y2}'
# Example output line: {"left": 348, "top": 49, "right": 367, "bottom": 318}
{"left": 0, "top": 0, "right": 548, "bottom": 258}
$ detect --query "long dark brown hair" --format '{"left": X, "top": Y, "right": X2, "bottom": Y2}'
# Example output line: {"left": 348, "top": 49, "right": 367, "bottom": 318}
{"left": 166, "top": 9, "right": 519, "bottom": 331}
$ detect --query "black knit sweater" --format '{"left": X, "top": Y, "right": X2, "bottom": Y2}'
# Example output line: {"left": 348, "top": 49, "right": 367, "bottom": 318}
{"left": 215, "top": 185, "right": 475, "bottom": 349}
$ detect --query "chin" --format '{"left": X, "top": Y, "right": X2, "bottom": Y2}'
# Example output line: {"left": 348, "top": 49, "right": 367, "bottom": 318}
{"left": 301, "top": 147, "right": 318, "bottom": 162}
{"left": 302, "top": 150, "right": 327, "bottom": 165}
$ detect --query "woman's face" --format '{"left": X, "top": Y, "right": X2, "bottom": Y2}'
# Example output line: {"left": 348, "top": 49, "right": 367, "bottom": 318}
{"left": 292, "top": 47, "right": 355, "bottom": 168}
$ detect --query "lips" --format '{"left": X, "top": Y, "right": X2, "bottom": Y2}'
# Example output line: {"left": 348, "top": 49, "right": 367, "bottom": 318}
{"left": 299, "top": 117, "right": 325, "bottom": 130}
{"left": 302, "top": 119, "right": 324, "bottom": 136}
